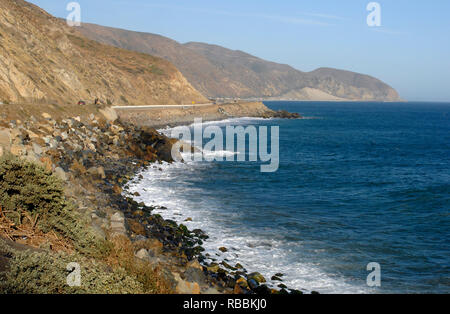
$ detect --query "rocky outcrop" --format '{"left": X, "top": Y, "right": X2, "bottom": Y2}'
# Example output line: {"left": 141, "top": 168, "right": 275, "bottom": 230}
{"left": 79, "top": 23, "right": 401, "bottom": 102}
{"left": 0, "top": 0, "right": 207, "bottom": 106}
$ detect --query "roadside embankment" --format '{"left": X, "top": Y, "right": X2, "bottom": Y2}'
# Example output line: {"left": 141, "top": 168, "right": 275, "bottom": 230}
{"left": 114, "top": 102, "right": 299, "bottom": 128}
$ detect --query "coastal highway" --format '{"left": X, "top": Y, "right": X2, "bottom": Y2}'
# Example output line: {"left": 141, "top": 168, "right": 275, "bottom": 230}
{"left": 111, "top": 103, "right": 216, "bottom": 110}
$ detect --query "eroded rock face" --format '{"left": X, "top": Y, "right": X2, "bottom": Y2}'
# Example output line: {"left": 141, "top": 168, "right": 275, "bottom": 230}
{"left": 0, "top": 0, "right": 208, "bottom": 106}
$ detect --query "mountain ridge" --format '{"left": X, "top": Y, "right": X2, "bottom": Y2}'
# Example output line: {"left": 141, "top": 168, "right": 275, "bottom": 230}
{"left": 79, "top": 22, "right": 401, "bottom": 102}
{"left": 0, "top": 0, "right": 207, "bottom": 106}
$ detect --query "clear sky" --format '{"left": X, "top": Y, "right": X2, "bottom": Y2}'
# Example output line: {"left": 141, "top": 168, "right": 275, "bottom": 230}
{"left": 28, "top": 0, "right": 450, "bottom": 101}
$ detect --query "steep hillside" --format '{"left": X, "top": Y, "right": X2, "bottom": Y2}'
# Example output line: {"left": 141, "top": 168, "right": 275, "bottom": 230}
{"left": 79, "top": 23, "right": 401, "bottom": 101}
{"left": 0, "top": 0, "right": 207, "bottom": 106}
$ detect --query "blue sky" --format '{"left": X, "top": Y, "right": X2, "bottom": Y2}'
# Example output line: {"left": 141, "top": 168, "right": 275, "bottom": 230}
{"left": 28, "top": 0, "right": 450, "bottom": 101}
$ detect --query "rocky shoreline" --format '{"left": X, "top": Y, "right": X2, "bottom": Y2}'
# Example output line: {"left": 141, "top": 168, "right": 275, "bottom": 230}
{"left": 0, "top": 104, "right": 307, "bottom": 294}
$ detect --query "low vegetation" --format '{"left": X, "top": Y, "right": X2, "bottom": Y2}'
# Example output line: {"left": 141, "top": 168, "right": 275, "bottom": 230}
{"left": 0, "top": 155, "right": 171, "bottom": 294}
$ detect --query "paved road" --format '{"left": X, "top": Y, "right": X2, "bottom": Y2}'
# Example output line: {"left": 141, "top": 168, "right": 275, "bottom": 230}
{"left": 112, "top": 103, "right": 215, "bottom": 110}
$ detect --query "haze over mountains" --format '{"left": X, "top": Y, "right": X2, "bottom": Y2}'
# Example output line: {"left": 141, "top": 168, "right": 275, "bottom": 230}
{"left": 0, "top": 0, "right": 207, "bottom": 106}
{"left": 79, "top": 23, "right": 401, "bottom": 102}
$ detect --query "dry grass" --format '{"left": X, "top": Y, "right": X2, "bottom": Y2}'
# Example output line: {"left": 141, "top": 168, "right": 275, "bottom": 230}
{"left": 105, "top": 235, "right": 174, "bottom": 294}
{"left": 0, "top": 206, "right": 73, "bottom": 253}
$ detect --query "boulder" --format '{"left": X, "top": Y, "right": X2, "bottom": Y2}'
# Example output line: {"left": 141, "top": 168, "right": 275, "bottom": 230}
{"left": 135, "top": 248, "right": 150, "bottom": 260}
{"left": 42, "top": 112, "right": 52, "bottom": 120}
{"left": 54, "top": 167, "right": 68, "bottom": 181}
{"left": 99, "top": 107, "right": 118, "bottom": 122}
{"left": 110, "top": 212, "right": 126, "bottom": 236}
{"left": 248, "top": 272, "right": 266, "bottom": 284}
{"left": 10, "top": 144, "right": 25, "bottom": 156}
{"left": 0, "top": 129, "right": 11, "bottom": 151}
{"left": 32, "top": 142, "right": 43, "bottom": 156}
{"left": 173, "top": 273, "right": 201, "bottom": 294}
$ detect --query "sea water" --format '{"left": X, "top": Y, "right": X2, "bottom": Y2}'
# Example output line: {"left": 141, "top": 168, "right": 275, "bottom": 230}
{"left": 127, "top": 101, "right": 450, "bottom": 294}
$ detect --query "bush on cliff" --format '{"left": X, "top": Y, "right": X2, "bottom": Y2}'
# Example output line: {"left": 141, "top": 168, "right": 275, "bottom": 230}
{"left": 0, "top": 154, "right": 109, "bottom": 257}
{"left": 0, "top": 239, "right": 144, "bottom": 294}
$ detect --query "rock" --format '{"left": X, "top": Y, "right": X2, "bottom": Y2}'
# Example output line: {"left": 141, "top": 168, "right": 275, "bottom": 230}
{"left": 87, "top": 166, "right": 106, "bottom": 179}
{"left": 271, "top": 275, "right": 283, "bottom": 281}
{"left": 173, "top": 273, "right": 201, "bottom": 294}
{"left": 207, "top": 263, "right": 220, "bottom": 273}
{"left": 42, "top": 112, "right": 52, "bottom": 120}
{"left": 0, "top": 146, "right": 3, "bottom": 157}
{"left": 54, "top": 167, "right": 68, "bottom": 181}
{"left": 61, "top": 131, "right": 68, "bottom": 141}
{"left": 274, "top": 273, "right": 284, "bottom": 277}
{"left": 113, "top": 185, "right": 123, "bottom": 195}
{"left": 184, "top": 267, "right": 207, "bottom": 285}
{"left": 248, "top": 272, "right": 266, "bottom": 284}
{"left": 220, "top": 261, "right": 236, "bottom": 271}
{"left": 128, "top": 219, "right": 146, "bottom": 236}
{"left": 253, "top": 285, "right": 272, "bottom": 295}
{"left": 0, "top": 129, "right": 11, "bottom": 151}
{"left": 234, "top": 277, "right": 250, "bottom": 294}
{"left": 219, "top": 247, "right": 228, "bottom": 253}
{"left": 99, "top": 107, "right": 118, "bottom": 122}
{"left": 10, "top": 144, "right": 25, "bottom": 156}
{"left": 186, "top": 259, "right": 203, "bottom": 271}
{"left": 32, "top": 142, "right": 43, "bottom": 156}
{"left": 248, "top": 278, "right": 259, "bottom": 290}
{"left": 135, "top": 248, "right": 150, "bottom": 260}
{"left": 110, "top": 212, "right": 126, "bottom": 236}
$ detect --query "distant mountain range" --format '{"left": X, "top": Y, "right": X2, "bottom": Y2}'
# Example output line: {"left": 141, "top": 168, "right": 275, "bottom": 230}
{"left": 79, "top": 23, "right": 401, "bottom": 102}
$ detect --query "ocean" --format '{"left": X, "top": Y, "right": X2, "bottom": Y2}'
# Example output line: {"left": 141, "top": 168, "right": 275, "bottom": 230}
{"left": 127, "top": 101, "right": 450, "bottom": 294}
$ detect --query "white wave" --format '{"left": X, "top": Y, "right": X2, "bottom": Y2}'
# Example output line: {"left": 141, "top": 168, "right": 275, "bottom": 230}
{"left": 126, "top": 161, "right": 370, "bottom": 294}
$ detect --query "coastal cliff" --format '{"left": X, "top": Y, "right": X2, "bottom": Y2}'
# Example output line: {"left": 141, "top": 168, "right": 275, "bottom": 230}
{"left": 0, "top": 0, "right": 207, "bottom": 106}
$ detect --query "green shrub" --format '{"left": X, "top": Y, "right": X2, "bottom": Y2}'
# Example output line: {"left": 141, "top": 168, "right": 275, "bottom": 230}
{"left": 0, "top": 239, "right": 144, "bottom": 294}
{"left": 0, "top": 154, "right": 109, "bottom": 257}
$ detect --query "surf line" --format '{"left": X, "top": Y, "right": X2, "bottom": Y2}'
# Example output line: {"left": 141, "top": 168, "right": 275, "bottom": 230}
{"left": 170, "top": 118, "right": 280, "bottom": 173}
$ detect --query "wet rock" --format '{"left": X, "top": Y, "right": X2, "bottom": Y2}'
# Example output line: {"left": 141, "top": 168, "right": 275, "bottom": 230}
{"left": 248, "top": 278, "right": 259, "bottom": 290}
{"left": 247, "top": 272, "right": 266, "bottom": 284}
{"left": 253, "top": 284, "right": 271, "bottom": 295}
{"left": 219, "top": 247, "right": 228, "bottom": 253}
{"left": 207, "top": 263, "right": 220, "bottom": 273}
{"left": 234, "top": 277, "right": 250, "bottom": 294}
{"left": 271, "top": 110, "right": 301, "bottom": 119}
{"left": 271, "top": 275, "right": 283, "bottom": 281}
